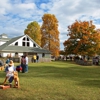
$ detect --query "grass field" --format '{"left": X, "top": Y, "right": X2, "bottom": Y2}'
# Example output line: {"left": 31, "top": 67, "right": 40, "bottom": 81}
{"left": 0, "top": 61, "right": 100, "bottom": 100}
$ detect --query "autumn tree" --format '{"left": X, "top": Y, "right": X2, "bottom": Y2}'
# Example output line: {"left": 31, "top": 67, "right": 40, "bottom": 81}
{"left": 59, "top": 50, "right": 66, "bottom": 55}
{"left": 63, "top": 20, "right": 100, "bottom": 56}
{"left": 41, "top": 14, "right": 60, "bottom": 57}
{"left": 24, "top": 21, "right": 41, "bottom": 46}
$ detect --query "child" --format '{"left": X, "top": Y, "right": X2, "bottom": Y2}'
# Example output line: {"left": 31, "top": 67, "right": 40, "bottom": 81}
{"left": 3, "top": 60, "right": 16, "bottom": 87}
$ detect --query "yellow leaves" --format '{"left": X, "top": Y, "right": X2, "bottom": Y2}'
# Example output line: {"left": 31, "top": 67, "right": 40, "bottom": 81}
{"left": 41, "top": 14, "right": 60, "bottom": 57}
{"left": 24, "top": 21, "right": 41, "bottom": 46}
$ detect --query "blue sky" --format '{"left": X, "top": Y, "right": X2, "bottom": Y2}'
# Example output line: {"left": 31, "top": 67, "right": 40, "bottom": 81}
{"left": 0, "top": 0, "right": 100, "bottom": 50}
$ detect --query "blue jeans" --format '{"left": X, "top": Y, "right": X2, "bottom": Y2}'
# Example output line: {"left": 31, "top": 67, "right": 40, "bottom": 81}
{"left": 8, "top": 76, "right": 14, "bottom": 83}
{"left": 25, "top": 64, "right": 28, "bottom": 72}
{"left": 21, "top": 64, "right": 26, "bottom": 73}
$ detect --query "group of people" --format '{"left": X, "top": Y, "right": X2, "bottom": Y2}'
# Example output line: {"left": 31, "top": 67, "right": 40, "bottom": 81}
{"left": 93, "top": 57, "right": 99, "bottom": 65}
{"left": 32, "top": 54, "right": 39, "bottom": 63}
{"left": 3, "top": 54, "right": 28, "bottom": 87}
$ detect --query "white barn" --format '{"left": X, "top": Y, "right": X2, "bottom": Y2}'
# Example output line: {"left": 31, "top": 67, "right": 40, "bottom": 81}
{"left": 0, "top": 33, "right": 51, "bottom": 62}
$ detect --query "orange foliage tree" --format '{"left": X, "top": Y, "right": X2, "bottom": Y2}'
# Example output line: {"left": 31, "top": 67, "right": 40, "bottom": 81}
{"left": 41, "top": 14, "right": 60, "bottom": 57}
{"left": 63, "top": 20, "right": 100, "bottom": 56}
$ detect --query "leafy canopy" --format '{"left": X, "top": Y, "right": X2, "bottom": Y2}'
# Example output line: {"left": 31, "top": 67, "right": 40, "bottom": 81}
{"left": 41, "top": 14, "right": 60, "bottom": 57}
{"left": 24, "top": 21, "right": 41, "bottom": 46}
{"left": 63, "top": 20, "right": 100, "bottom": 56}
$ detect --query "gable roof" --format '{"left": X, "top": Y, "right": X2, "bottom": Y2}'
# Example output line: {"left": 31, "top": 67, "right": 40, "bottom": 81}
{"left": 0, "top": 45, "right": 50, "bottom": 53}
{"left": 0, "top": 35, "right": 24, "bottom": 50}
{"left": 1, "top": 35, "right": 24, "bottom": 48}
{"left": 0, "top": 35, "right": 50, "bottom": 54}
{"left": 26, "top": 34, "right": 41, "bottom": 48}
{"left": 0, "top": 38, "right": 10, "bottom": 42}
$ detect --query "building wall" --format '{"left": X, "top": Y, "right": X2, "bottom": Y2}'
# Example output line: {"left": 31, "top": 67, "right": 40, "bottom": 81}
{"left": 0, "top": 41, "right": 6, "bottom": 46}
{"left": 0, "top": 34, "right": 51, "bottom": 62}
{"left": 9, "top": 36, "right": 39, "bottom": 48}
{"left": 1, "top": 52, "right": 23, "bottom": 57}
{"left": 28, "top": 53, "right": 51, "bottom": 63}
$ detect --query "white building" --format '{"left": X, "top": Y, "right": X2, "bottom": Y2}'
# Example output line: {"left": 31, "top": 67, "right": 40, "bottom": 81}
{"left": 0, "top": 34, "right": 51, "bottom": 62}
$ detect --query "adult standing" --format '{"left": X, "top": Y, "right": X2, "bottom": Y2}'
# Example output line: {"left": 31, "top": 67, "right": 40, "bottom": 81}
{"left": 25, "top": 54, "right": 28, "bottom": 73}
{"left": 36, "top": 54, "right": 39, "bottom": 63}
{"left": 21, "top": 56, "right": 26, "bottom": 73}
{"left": 33, "top": 54, "right": 36, "bottom": 63}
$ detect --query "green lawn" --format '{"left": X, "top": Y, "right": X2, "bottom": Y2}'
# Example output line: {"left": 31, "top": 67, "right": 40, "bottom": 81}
{"left": 0, "top": 61, "right": 100, "bottom": 100}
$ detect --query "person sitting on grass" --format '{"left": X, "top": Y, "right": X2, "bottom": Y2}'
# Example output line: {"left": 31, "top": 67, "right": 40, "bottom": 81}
{"left": 3, "top": 60, "right": 16, "bottom": 87}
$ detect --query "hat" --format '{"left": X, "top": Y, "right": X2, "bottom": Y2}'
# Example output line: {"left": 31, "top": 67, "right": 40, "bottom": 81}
{"left": 9, "top": 60, "right": 14, "bottom": 66}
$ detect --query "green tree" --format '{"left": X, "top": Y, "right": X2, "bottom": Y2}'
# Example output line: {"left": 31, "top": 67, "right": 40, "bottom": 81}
{"left": 24, "top": 21, "right": 41, "bottom": 46}
{"left": 63, "top": 20, "right": 100, "bottom": 56}
{"left": 41, "top": 14, "right": 60, "bottom": 57}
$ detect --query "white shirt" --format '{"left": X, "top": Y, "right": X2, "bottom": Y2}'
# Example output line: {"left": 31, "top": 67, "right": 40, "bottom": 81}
{"left": 25, "top": 56, "right": 28, "bottom": 65}
{"left": 6, "top": 66, "right": 15, "bottom": 79}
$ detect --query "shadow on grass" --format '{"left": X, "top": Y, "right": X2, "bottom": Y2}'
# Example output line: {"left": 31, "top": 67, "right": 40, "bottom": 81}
{"left": 1, "top": 61, "right": 100, "bottom": 88}
{"left": 18, "top": 61, "right": 100, "bottom": 88}
{"left": 0, "top": 61, "right": 100, "bottom": 100}
{"left": 77, "top": 79, "right": 100, "bottom": 88}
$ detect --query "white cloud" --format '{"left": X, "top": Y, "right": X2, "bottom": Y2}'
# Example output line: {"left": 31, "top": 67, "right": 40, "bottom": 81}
{"left": 0, "top": 0, "right": 100, "bottom": 50}
{"left": 47, "top": 0, "right": 100, "bottom": 49}
{"left": 0, "top": 0, "right": 11, "bottom": 15}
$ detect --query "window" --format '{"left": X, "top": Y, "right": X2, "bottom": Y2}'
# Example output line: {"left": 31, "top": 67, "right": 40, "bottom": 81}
{"left": 23, "top": 37, "right": 25, "bottom": 40}
{"left": 15, "top": 42, "right": 18, "bottom": 46}
{"left": 15, "top": 52, "right": 18, "bottom": 57}
{"left": 23, "top": 42, "right": 25, "bottom": 46}
{"left": 22, "top": 37, "right": 30, "bottom": 47}
{"left": 27, "top": 37, "right": 29, "bottom": 41}
{"left": 27, "top": 42, "right": 30, "bottom": 47}
{"left": 42, "top": 53, "right": 45, "bottom": 57}
{"left": 33, "top": 43, "right": 36, "bottom": 47}
{"left": 15, "top": 52, "right": 18, "bottom": 55}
